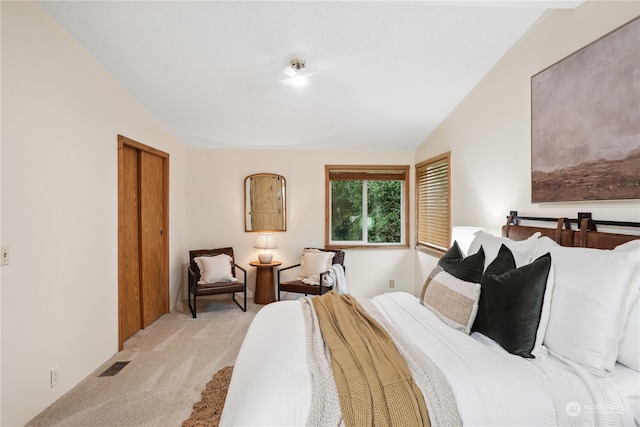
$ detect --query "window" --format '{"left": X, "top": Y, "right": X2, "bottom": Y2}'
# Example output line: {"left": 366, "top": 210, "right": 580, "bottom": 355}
{"left": 416, "top": 152, "right": 450, "bottom": 254}
{"left": 325, "top": 165, "right": 409, "bottom": 248}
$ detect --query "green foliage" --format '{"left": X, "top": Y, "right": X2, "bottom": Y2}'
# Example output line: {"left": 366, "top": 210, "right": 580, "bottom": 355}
{"left": 331, "top": 179, "right": 401, "bottom": 243}
{"left": 331, "top": 180, "right": 363, "bottom": 241}
{"left": 367, "top": 180, "right": 401, "bottom": 243}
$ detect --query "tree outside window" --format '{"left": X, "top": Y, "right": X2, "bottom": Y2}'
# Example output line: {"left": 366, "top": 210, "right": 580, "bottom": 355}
{"left": 326, "top": 165, "right": 409, "bottom": 248}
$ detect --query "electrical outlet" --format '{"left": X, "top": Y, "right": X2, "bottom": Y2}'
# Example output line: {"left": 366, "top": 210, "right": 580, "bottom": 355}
{"left": 389, "top": 279, "right": 395, "bottom": 288}
{"left": 1, "top": 246, "right": 9, "bottom": 266}
{"left": 50, "top": 367, "right": 59, "bottom": 388}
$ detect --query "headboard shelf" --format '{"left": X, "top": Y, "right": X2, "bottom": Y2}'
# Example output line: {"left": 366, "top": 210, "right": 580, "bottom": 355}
{"left": 503, "top": 211, "right": 640, "bottom": 250}
{"left": 508, "top": 211, "right": 640, "bottom": 229}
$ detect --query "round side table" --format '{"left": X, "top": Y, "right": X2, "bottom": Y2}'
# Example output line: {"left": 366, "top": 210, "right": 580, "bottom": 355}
{"left": 250, "top": 261, "right": 282, "bottom": 304}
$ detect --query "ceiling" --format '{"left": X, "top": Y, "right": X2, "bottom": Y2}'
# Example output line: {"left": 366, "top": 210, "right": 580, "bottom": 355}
{"left": 40, "top": 1, "right": 580, "bottom": 151}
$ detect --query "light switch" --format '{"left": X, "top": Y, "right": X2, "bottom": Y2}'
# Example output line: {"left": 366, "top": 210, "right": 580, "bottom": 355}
{"left": 1, "top": 246, "right": 9, "bottom": 266}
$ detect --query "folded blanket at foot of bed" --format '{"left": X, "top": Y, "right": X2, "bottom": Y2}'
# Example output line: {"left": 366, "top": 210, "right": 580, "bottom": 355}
{"left": 301, "top": 290, "right": 461, "bottom": 427}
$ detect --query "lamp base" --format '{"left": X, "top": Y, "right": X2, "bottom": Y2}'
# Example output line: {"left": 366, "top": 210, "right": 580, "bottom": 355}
{"left": 258, "top": 251, "right": 273, "bottom": 264}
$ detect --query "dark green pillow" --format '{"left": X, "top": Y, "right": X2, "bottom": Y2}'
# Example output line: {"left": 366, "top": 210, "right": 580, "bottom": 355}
{"left": 437, "top": 241, "right": 485, "bottom": 284}
{"left": 472, "top": 244, "right": 516, "bottom": 334}
{"left": 473, "top": 244, "right": 551, "bottom": 358}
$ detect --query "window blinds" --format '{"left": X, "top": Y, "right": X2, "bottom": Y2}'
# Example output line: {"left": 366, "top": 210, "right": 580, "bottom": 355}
{"left": 417, "top": 154, "right": 450, "bottom": 251}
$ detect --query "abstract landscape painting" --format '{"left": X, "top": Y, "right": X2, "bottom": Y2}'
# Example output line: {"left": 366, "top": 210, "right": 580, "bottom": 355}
{"left": 531, "top": 17, "right": 639, "bottom": 203}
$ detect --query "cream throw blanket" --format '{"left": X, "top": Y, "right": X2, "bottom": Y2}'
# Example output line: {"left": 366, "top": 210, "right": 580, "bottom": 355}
{"left": 300, "top": 291, "right": 462, "bottom": 427}
{"left": 301, "top": 264, "right": 348, "bottom": 294}
{"left": 301, "top": 291, "right": 461, "bottom": 427}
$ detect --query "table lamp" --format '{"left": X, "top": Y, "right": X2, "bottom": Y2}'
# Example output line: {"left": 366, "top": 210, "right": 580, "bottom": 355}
{"left": 254, "top": 233, "right": 277, "bottom": 263}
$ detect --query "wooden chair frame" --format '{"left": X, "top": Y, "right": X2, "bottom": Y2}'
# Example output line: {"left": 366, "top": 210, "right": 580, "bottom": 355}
{"left": 277, "top": 248, "right": 345, "bottom": 301}
{"left": 188, "top": 247, "right": 247, "bottom": 318}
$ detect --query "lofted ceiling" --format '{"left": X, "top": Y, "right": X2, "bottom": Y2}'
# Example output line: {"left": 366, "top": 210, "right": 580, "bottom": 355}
{"left": 40, "top": 1, "right": 580, "bottom": 150}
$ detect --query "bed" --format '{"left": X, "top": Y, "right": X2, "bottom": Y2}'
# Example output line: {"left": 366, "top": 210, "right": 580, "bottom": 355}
{"left": 220, "top": 213, "right": 640, "bottom": 426}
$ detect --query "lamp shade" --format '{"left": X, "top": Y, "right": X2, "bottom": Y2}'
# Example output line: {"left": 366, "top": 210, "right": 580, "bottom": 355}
{"left": 451, "top": 226, "right": 484, "bottom": 255}
{"left": 254, "top": 233, "right": 277, "bottom": 249}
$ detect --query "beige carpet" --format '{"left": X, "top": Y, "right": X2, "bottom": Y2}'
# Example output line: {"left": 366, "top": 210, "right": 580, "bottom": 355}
{"left": 27, "top": 297, "right": 261, "bottom": 427}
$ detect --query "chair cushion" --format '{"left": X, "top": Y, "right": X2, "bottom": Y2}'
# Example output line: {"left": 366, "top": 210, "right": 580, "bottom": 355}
{"left": 279, "top": 280, "right": 331, "bottom": 295}
{"left": 297, "top": 249, "right": 335, "bottom": 285}
{"left": 194, "top": 254, "right": 238, "bottom": 284}
{"left": 190, "top": 247, "right": 236, "bottom": 276}
{"left": 195, "top": 281, "right": 245, "bottom": 296}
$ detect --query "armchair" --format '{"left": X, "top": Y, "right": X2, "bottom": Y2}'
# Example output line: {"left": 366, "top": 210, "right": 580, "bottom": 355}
{"left": 188, "top": 247, "right": 247, "bottom": 318}
{"left": 277, "top": 248, "right": 345, "bottom": 301}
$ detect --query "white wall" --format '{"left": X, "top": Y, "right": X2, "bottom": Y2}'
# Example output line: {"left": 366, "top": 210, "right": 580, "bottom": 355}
{"left": 184, "top": 148, "right": 415, "bottom": 299}
{"left": 0, "top": 3, "right": 186, "bottom": 425}
{"left": 3, "top": 1, "right": 639, "bottom": 424}
{"left": 0, "top": 2, "right": 3, "bottom": 422}
{"left": 414, "top": 1, "right": 640, "bottom": 294}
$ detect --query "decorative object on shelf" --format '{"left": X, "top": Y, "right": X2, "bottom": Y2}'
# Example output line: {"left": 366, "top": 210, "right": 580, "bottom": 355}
{"left": 531, "top": 17, "right": 639, "bottom": 203}
{"left": 254, "top": 233, "right": 277, "bottom": 264}
{"left": 244, "top": 173, "right": 286, "bottom": 232}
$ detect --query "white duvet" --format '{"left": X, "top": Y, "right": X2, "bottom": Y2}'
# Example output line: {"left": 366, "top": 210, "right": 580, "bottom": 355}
{"left": 220, "top": 292, "right": 635, "bottom": 426}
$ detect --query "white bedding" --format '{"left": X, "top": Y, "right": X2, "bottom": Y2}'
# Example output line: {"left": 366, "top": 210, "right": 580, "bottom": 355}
{"left": 612, "top": 363, "right": 640, "bottom": 425}
{"left": 220, "top": 292, "right": 635, "bottom": 426}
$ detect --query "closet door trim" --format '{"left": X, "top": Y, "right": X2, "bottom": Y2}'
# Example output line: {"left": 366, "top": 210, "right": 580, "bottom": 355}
{"left": 117, "top": 135, "right": 170, "bottom": 350}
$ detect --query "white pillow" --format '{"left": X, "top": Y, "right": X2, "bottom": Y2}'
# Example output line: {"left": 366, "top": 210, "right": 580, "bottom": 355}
{"left": 539, "top": 245, "right": 638, "bottom": 376}
{"left": 528, "top": 237, "right": 561, "bottom": 359}
{"left": 194, "top": 254, "right": 238, "bottom": 285}
{"left": 467, "top": 230, "right": 541, "bottom": 271}
{"left": 296, "top": 249, "right": 335, "bottom": 285}
{"left": 533, "top": 235, "right": 561, "bottom": 253}
{"left": 615, "top": 240, "right": 640, "bottom": 371}
{"left": 619, "top": 298, "right": 640, "bottom": 371}
{"left": 533, "top": 261, "right": 555, "bottom": 359}
{"left": 615, "top": 239, "right": 640, "bottom": 252}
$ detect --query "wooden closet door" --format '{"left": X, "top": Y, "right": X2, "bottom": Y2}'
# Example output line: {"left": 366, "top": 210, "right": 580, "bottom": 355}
{"left": 120, "top": 144, "right": 142, "bottom": 343}
{"left": 140, "top": 150, "right": 168, "bottom": 328}
{"left": 118, "top": 135, "right": 169, "bottom": 350}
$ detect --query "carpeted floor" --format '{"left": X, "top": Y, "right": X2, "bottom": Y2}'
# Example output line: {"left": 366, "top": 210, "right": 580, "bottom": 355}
{"left": 26, "top": 297, "right": 261, "bottom": 427}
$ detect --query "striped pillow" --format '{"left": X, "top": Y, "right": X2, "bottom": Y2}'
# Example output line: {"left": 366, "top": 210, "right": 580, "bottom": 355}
{"left": 420, "top": 266, "right": 481, "bottom": 334}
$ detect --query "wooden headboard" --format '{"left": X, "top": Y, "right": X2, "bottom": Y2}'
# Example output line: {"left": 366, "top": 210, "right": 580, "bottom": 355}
{"left": 501, "top": 212, "right": 640, "bottom": 250}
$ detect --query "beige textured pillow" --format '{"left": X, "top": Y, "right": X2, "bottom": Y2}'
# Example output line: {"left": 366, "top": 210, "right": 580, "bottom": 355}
{"left": 296, "top": 249, "right": 335, "bottom": 285}
{"left": 420, "top": 266, "right": 481, "bottom": 334}
{"left": 194, "top": 254, "right": 237, "bottom": 284}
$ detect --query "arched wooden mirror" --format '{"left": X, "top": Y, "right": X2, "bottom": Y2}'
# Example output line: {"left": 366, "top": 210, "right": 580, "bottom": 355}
{"left": 244, "top": 174, "right": 286, "bottom": 232}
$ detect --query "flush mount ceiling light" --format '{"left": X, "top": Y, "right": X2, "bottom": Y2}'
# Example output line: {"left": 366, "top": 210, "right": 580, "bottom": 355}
{"left": 279, "top": 58, "right": 318, "bottom": 87}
